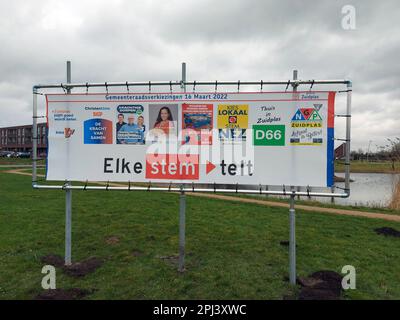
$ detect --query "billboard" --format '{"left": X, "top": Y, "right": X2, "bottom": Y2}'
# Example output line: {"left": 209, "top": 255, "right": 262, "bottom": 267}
{"left": 46, "top": 91, "right": 335, "bottom": 187}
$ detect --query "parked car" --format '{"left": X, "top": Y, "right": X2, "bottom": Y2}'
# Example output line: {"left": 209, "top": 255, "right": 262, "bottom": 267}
{"left": 0, "top": 151, "right": 13, "bottom": 157}
{"left": 15, "top": 152, "right": 31, "bottom": 158}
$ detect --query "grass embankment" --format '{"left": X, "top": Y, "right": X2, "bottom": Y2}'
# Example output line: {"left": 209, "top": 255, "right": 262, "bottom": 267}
{"left": 1, "top": 171, "right": 400, "bottom": 299}
{"left": 241, "top": 194, "right": 400, "bottom": 216}
{"left": 335, "top": 160, "right": 400, "bottom": 174}
{"left": 0, "top": 158, "right": 33, "bottom": 165}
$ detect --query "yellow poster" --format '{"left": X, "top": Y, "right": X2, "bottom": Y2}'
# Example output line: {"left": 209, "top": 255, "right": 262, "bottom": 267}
{"left": 217, "top": 104, "right": 249, "bottom": 129}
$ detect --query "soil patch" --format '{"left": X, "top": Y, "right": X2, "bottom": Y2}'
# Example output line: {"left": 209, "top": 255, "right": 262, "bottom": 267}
{"left": 297, "top": 270, "right": 343, "bottom": 300}
{"left": 105, "top": 236, "right": 120, "bottom": 245}
{"left": 63, "top": 257, "right": 103, "bottom": 277}
{"left": 41, "top": 254, "right": 64, "bottom": 268}
{"left": 35, "top": 288, "right": 91, "bottom": 300}
{"left": 279, "top": 240, "right": 298, "bottom": 247}
{"left": 40, "top": 255, "right": 103, "bottom": 277}
{"left": 374, "top": 227, "right": 400, "bottom": 238}
{"left": 132, "top": 249, "right": 144, "bottom": 257}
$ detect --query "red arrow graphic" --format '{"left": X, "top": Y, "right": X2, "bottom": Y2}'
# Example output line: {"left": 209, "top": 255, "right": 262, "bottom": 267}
{"left": 206, "top": 161, "right": 216, "bottom": 174}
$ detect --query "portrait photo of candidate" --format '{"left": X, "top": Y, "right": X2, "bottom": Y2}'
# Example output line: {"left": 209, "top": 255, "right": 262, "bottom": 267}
{"left": 116, "top": 113, "right": 126, "bottom": 144}
{"left": 148, "top": 104, "right": 178, "bottom": 140}
{"left": 137, "top": 115, "right": 146, "bottom": 144}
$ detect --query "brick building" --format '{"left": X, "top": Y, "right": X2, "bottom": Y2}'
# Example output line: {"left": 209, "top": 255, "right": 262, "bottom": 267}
{"left": 0, "top": 123, "right": 47, "bottom": 156}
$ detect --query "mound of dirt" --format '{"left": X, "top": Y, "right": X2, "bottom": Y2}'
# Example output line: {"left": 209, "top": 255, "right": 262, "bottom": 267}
{"left": 132, "top": 249, "right": 144, "bottom": 257}
{"left": 374, "top": 227, "right": 400, "bottom": 238}
{"left": 40, "top": 254, "right": 64, "bottom": 268}
{"left": 40, "top": 254, "right": 103, "bottom": 277}
{"left": 280, "top": 240, "right": 298, "bottom": 247}
{"left": 35, "top": 288, "right": 91, "bottom": 300}
{"left": 297, "top": 270, "right": 343, "bottom": 300}
{"left": 63, "top": 257, "right": 103, "bottom": 277}
{"left": 298, "top": 287, "right": 340, "bottom": 300}
{"left": 105, "top": 236, "right": 120, "bottom": 245}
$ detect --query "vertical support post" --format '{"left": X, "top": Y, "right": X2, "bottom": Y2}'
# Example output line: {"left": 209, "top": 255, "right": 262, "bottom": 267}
{"left": 289, "top": 70, "right": 298, "bottom": 285}
{"left": 289, "top": 192, "right": 296, "bottom": 285}
{"left": 32, "top": 88, "right": 38, "bottom": 185}
{"left": 345, "top": 81, "right": 352, "bottom": 197}
{"left": 65, "top": 60, "right": 72, "bottom": 266}
{"left": 178, "top": 186, "right": 186, "bottom": 272}
{"left": 181, "top": 62, "right": 186, "bottom": 92}
{"left": 178, "top": 62, "right": 187, "bottom": 272}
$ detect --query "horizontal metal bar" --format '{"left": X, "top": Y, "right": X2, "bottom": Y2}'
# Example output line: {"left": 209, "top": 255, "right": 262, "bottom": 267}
{"left": 334, "top": 138, "right": 350, "bottom": 142}
{"left": 33, "top": 79, "right": 350, "bottom": 90}
{"left": 32, "top": 183, "right": 349, "bottom": 198}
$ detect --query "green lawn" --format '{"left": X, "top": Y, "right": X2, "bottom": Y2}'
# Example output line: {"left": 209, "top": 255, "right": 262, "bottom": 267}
{"left": 0, "top": 171, "right": 400, "bottom": 300}
{"left": 336, "top": 160, "right": 400, "bottom": 173}
{"left": 0, "top": 157, "right": 37, "bottom": 165}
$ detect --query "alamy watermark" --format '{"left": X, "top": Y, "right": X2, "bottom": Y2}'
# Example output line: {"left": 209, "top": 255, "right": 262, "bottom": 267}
{"left": 41, "top": 265, "right": 56, "bottom": 290}
{"left": 341, "top": 265, "right": 356, "bottom": 290}
{"left": 341, "top": 5, "right": 356, "bottom": 30}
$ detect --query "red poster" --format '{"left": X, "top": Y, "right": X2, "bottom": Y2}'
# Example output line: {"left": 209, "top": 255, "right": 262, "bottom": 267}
{"left": 145, "top": 153, "right": 199, "bottom": 180}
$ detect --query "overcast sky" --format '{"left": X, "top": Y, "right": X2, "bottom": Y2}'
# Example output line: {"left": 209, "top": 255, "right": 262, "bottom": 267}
{"left": 0, "top": 0, "right": 399, "bottom": 151}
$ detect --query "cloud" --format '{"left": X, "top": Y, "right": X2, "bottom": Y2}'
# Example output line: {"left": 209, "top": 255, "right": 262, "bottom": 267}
{"left": 0, "top": 0, "right": 399, "bottom": 151}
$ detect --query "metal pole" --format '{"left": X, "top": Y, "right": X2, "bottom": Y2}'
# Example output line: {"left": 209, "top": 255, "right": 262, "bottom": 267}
{"left": 178, "top": 62, "right": 187, "bottom": 272}
{"left": 65, "top": 61, "right": 72, "bottom": 266}
{"left": 289, "top": 192, "right": 296, "bottom": 284}
{"left": 32, "top": 183, "right": 349, "bottom": 197}
{"left": 178, "top": 187, "right": 186, "bottom": 272}
{"left": 345, "top": 81, "right": 352, "bottom": 197}
{"left": 181, "top": 62, "right": 186, "bottom": 92}
{"left": 289, "top": 70, "right": 298, "bottom": 285}
{"left": 33, "top": 79, "right": 350, "bottom": 90}
{"left": 32, "top": 88, "right": 38, "bottom": 184}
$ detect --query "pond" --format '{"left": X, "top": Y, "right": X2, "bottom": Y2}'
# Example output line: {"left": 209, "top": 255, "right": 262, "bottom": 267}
{"left": 250, "top": 173, "right": 400, "bottom": 208}
{"left": 322, "top": 173, "right": 400, "bottom": 207}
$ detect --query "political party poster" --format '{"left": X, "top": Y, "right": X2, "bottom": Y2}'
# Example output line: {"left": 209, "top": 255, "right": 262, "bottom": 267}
{"left": 217, "top": 104, "right": 249, "bottom": 143}
{"left": 115, "top": 105, "right": 146, "bottom": 145}
{"left": 45, "top": 91, "right": 335, "bottom": 187}
{"left": 182, "top": 103, "right": 213, "bottom": 145}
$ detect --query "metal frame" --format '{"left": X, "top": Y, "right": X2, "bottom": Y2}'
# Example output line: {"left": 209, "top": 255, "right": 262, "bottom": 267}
{"left": 32, "top": 62, "right": 352, "bottom": 284}
{"left": 32, "top": 81, "right": 352, "bottom": 198}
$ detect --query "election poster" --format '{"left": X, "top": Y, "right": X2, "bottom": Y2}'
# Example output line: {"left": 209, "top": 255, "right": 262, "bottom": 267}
{"left": 45, "top": 91, "right": 335, "bottom": 187}
{"left": 182, "top": 103, "right": 213, "bottom": 145}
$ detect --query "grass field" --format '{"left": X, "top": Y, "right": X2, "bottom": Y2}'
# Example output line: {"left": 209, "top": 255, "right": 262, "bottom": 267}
{"left": 335, "top": 160, "right": 400, "bottom": 173}
{"left": 0, "top": 157, "right": 37, "bottom": 165}
{"left": 1, "top": 169, "right": 400, "bottom": 300}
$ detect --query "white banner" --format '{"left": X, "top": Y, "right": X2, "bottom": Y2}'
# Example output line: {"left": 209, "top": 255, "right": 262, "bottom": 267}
{"left": 46, "top": 91, "right": 335, "bottom": 187}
